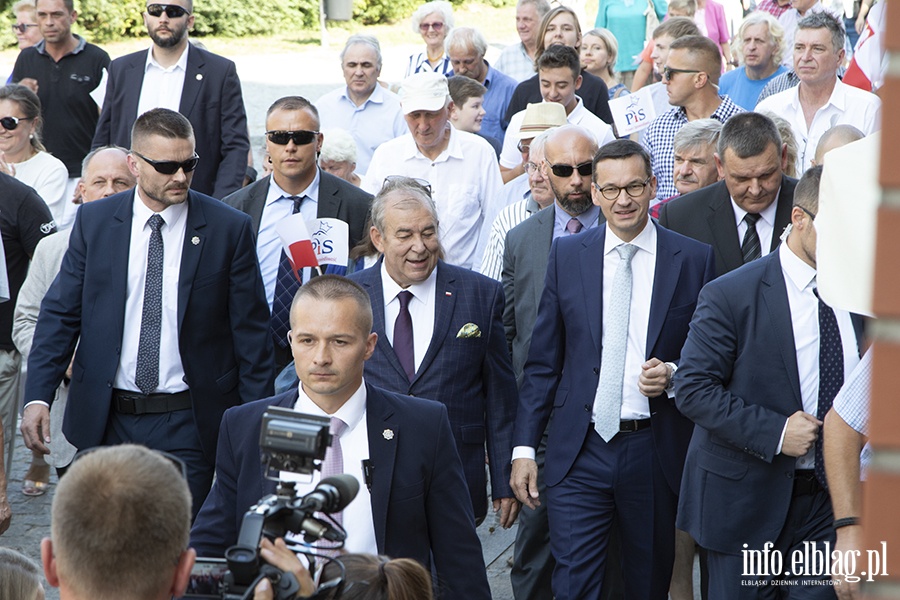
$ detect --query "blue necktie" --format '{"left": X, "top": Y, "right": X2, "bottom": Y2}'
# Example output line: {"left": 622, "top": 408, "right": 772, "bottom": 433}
{"left": 814, "top": 287, "right": 843, "bottom": 488}
{"left": 270, "top": 196, "right": 303, "bottom": 349}
{"left": 135, "top": 214, "right": 165, "bottom": 394}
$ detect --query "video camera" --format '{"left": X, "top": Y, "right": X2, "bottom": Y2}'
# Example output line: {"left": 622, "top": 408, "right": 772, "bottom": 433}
{"left": 184, "top": 407, "right": 358, "bottom": 600}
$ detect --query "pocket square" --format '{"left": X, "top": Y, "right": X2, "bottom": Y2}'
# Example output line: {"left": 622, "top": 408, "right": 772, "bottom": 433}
{"left": 456, "top": 323, "right": 482, "bottom": 338}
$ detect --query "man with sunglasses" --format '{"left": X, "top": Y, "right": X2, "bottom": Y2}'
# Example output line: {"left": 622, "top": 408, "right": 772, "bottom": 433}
{"left": 11, "top": 0, "right": 110, "bottom": 210}
{"left": 22, "top": 109, "right": 273, "bottom": 518}
{"left": 641, "top": 35, "right": 744, "bottom": 204}
{"left": 224, "top": 96, "right": 371, "bottom": 372}
{"left": 92, "top": 0, "right": 250, "bottom": 199}
{"left": 511, "top": 138, "right": 715, "bottom": 599}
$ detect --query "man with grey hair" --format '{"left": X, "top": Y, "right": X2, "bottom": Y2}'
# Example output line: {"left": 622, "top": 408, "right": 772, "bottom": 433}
{"left": 445, "top": 26, "right": 517, "bottom": 140}
{"left": 316, "top": 34, "right": 406, "bottom": 176}
{"left": 758, "top": 12, "right": 880, "bottom": 173}
{"left": 495, "top": 0, "right": 552, "bottom": 82}
{"left": 349, "top": 177, "right": 520, "bottom": 529}
{"left": 651, "top": 118, "right": 723, "bottom": 216}
{"left": 718, "top": 12, "right": 788, "bottom": 110}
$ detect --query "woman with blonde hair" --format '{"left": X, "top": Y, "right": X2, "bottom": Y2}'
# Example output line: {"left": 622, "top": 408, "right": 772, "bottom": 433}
{"left": 581, "top": 28, "right": 629, "bottom": 99}
{"left": 0, "top": 548, "right": 44, "bottom": 600}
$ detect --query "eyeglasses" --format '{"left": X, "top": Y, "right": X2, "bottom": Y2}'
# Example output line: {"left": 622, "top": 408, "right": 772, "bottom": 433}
{"left": 419, "top": 21, "right": 444, "bottom": 32}
{"left": 547, "top": 160, "right": 593, "bottom": 178}
{"left": 662, "top": 66, "right": 701, "bottom": 81}
{"left": 11, "top": 23, "right": 38, "bottom": 34}
{"left": 146, "top": 3, "right": 191, "bottom": 18}
{"left": 265, "top": 130, "right": 319, "bottom": 146}
{"left": 382, "top": 175, "right": 433, "bottom": 197}
{"left": 798, "top": 206, "right": 816, "bottom": 221}
{"left": 517, "top": 141, "right": 530, "bottom": 154}
{"left": 0, "top": 116, "right": 33, "bottom": 131}
{"left": 593, "top": 177, "right": 652, "bottom": 200}
{"left": 133, "top": 151, "right": 200, "bottom": 175}
{"left": 524, "top": 162, "right": 542, "bottom": 175}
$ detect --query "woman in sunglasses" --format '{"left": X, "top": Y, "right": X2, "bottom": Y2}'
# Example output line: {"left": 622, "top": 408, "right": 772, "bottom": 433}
{"left": 405, "top": 1, "right": 455, "bottom": 77}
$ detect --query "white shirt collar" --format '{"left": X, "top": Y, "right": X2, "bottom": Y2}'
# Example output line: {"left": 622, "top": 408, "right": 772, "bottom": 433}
{"left": 379, "top": 260, "right": 438, "bottom": 305}
{"left": 730, "top": 188, "right": 781, "bottom": 229}
{"left": 779, "top": 240, "right": 816, "bottom": 293}
{"left": 294, "top": 378, "right": 368, "bottom": 433}
{"left": 265, "top": 169, "right": 321, "bottom": 207}
{"left": 133, "top": 188, "right": 189, "bottom": 229}
{"left": 342, "top": 83, "right": 385, "bottom": 107}
{"left": 603, "top": 218, "right": 657, "bottom": 257}
{"left": 399, "top": 125, "right": 460, "bottom": 162}
{"left": 145, "top": 43, "right": 190, "bottom": 73}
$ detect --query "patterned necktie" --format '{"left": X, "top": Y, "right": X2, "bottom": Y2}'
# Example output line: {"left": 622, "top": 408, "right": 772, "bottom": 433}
{"left": 393, "top": 291, "right": 415, "bottom": 381}
{"left": 319, "top": 417, "right": 349, "bottom": 555}
{"left": 592, "top": 244, "right": 638, "bottom": 442}
{"left": 270, "top": 196, "right": 304, "bottom": 349}
{"left": 566, "top": 217, "right": 583, "bottom": 235}
{"left": 135, "top": 214, "right": 165, "bottom": 394}
{"left": 741, "top": 213, "right": 762, "bottom": 264}
{"left": 814, "top": 287, "right": 843, "bottom": 488}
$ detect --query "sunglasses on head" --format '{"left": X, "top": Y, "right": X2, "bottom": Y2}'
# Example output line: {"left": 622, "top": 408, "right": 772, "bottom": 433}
{"left": 548, "top": 161, "right": 592, "bottom": 178}
{"left": 0, "top": 116, "right": 33, "bottom": 131}
{"left": 146, "top": 3, "right": 191, "bottom": 18}
{"left": 265, "top": 130, "right": 319, "bottom": 146}
{"left": 133, "top": 151, "right": 200, "bottom": 175}
{"left": 11, "top": 23, "right": 38, "bottom": 34}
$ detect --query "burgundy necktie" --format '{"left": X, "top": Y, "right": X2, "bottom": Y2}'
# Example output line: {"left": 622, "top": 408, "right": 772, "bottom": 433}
{"left": 394, "top": 291, "right": 415, "bottom": 381}
{"left": 566, "top": 217, "right": 583, "bottom": 235}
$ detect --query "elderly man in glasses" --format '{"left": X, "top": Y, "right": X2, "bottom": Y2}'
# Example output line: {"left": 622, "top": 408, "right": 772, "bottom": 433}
{"left": 22, "top": 108, "right": 274, "bottom": 518}
{"left": 92, "top": 0, "right": 250, "bottom": 200}
{"left": 223, "top": 96, "right": 372, "bottom": 372}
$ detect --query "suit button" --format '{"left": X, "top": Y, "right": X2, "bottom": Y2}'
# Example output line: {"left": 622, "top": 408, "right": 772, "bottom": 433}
{"left": 584, "top": 404, "right": 590, "bottom": 412}
{"left": 593, "top": 367, "right": 599, "bottom": 375}
{"left": 107, "top": 382, "right": 112, "bottom": 388}
{"left": 409, "top": 393, "right": 415, "bottom": 397}
{"left": 786, "top": 472, "right": 793, "bottom": 479}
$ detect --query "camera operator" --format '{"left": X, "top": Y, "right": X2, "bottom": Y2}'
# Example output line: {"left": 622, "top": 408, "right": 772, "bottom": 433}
{"left": 191, "top": 275, "right": 491, "bottom": 599}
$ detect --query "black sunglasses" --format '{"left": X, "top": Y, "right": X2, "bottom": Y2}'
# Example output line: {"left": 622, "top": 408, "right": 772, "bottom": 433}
{"left": 0, "top": 116, "right": 33, "bottom": 131}
{"left": 133, "top": 151, "right": 200, "bottom": 175}
{"left": 146, "top": 3, "right": 191, "bottom": 18}
{"left": 548, "top": 160, "right": 593, "bottom": 178}
{"left": 11, "top": 23, "right": 38, "bottom": 34}
{"left": 265, "top": 130, "right": 319, "bottom": 146}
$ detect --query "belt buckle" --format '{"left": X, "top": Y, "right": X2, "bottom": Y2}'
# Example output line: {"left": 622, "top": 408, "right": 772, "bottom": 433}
{"left": 116, "top": 392, "right": 144, "bottom": 415}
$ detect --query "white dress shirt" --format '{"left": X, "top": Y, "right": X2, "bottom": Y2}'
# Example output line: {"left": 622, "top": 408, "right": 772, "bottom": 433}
{"left": 731, "top": 191, "right": 782, "bottom": 259}
{"left": 256, "top": 173, "right": 320, "bottom": 309}
{"left": 114, "top": 190, "right": 188, "bottom": 393}
{"left": 283, "top": 380, "right": 377, "bottom": 555}
{"left": 380, "top": 262, "right": 437, "bottom": 374}
{"left": 136, "top": 45, "right": 189, "bottom": 118}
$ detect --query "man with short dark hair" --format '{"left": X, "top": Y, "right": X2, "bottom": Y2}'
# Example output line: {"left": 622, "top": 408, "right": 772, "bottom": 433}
{"left": 92, "top": 0, "right": 250, "bottom": 199}
{"left": 22, "top": 108, "right": 274, "bottom": 517}
{"left": 495, "top": 0, "right": 552, "bottom": 82}
{"left": 447, "top": 75, "right": 500, "bottom": 154}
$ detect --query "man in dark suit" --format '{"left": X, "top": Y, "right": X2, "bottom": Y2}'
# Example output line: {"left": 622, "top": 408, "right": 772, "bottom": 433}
{"left": 92, "top": 0, "right": 249, "bottom": 199}
{"left": 511, "top": 138, "right": 715, "bottom": 599}
{"left": 658, "top": 111, "right": 797, "bottom": 278}
{"left": 191, "top": 274, "right": 491, "bottom": 599}
{"left": 675, "top": 166, "right": 863, "bottom": 597}
{"left": 348, "top": 177, "right": 519, "bottom": 527}
{"left": 224, "top": 96, "right": 371, "bottom": 372}
{"left": 21, "top": 109, "right": 273, "bottom": 517}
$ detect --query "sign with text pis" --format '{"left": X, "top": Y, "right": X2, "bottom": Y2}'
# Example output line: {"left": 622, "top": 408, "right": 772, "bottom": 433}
{"left": 608, "top": 87, "right": 657, "bottom": 136}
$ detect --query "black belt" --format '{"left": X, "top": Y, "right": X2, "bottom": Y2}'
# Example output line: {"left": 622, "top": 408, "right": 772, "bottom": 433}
{"left": 793, "top": 470, "right": 822, "bottom": 496}
{"left": 112, "top": 389, "right": 192, "bottom": 415}
{"left": 619, "top": 419, "right": 652, "bottom": 433}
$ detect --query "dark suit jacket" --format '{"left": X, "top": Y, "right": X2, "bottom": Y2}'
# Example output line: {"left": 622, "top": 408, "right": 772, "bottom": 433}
{"left": 504, "top": 70, "right": 614, "bottom": 125}
{"left": 24, "top": 189, "right": 274, "bottom": 461}
{"left": 92, "top": 45, "right": 250, "bottom": 199}
{"left": 675, "top": 250, "right": 864, "bottom": 553}
{"left": 349, "top": 261, "right": 518, "bottom": 519}
{"left": 657, "top": 176, "right": 797, "bottom": 278}
{"left": 513, "top": 225, "right": 716, "bottom": 494}
{"left": 190, "top": 385, "right": 492, "bottom": 600}
{"left": 222, "top": 172, "right": 371, "bottom": 253}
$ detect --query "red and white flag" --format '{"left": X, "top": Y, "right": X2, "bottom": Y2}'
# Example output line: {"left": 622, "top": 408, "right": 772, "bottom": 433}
{"left": 276, "top": 213, "right": 318, "bottom": 281}
{"left": 843, "top": 1, "right": 886, "bottom": 92}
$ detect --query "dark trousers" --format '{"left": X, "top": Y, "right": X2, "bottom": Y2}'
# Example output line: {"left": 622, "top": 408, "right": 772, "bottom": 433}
{"left": 546, "top": 427, "right": 676, "bottom": 600}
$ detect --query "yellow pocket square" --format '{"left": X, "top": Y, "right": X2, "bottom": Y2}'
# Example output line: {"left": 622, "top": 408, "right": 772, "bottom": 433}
{"left": 456, "top": 323, "right": 482, "bottom": 338}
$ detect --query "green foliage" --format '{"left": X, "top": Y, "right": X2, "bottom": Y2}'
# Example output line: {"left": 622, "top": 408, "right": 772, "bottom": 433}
{"left": 76, "top": 0, "right": 145, "bottom": 42}
{"left": 351, "top": 0, "right": 419, "bottom": 26}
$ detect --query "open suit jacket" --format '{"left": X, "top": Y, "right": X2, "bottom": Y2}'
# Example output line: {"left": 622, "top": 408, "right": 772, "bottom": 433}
{"left": 657, "top": 176, "right": 797, "bottom": 277}
{"left": 513, "top": 224, "right": 716, "bottom": 495}
{"left": 190, "top": 385, "right": 492, "bottom": 599}
{"left": 675, "top": 250, "right": 864, "bottom": 552}
{"left": 92, "top": 44, "right": 250, "bottom": 199}
{"left": 24, "top": 189, "right": 274, "bottom": 462}
{"left": 349, "top": 260, "right": 518, "bottom": 520}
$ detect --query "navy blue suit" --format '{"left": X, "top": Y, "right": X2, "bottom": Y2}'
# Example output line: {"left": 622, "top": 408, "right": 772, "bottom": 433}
{"left": 349, "top": 261, "right": 518, "bottom": 520}
{"left": 190, "top": 385, "right": 491, "bottom": 600}
{"left": 92, "top": 45, "right": 250, "bottom": 199}
{"left": 514, "top": 224, "right": 715, "bottom": 599}
{"left": 25, "top": 190, "right": 273, "bottom": 509}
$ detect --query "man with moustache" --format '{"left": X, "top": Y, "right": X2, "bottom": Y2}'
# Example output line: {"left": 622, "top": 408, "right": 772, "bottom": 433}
{"left": 22, "top": 109, "right": 273, "bottom": 517}
{"left": 651, "top": 119, "right": 723, "bottom": 217}
{"left": 93, "top": 0, "right": 250, "bottom": 199}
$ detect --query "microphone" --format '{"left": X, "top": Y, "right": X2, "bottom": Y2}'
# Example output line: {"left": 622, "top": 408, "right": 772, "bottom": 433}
{"left": 296, "top": 474, "right": 360, "bottom": 513}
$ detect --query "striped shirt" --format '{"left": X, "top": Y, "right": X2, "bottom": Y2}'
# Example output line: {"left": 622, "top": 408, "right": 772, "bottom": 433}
{"left": 480, "top": 191, "right": 540, "bottom": 281}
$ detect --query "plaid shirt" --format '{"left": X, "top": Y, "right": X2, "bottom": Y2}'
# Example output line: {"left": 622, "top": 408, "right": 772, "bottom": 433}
{"left": 756, "top": 0, "right": 792, "bottom": 18}
{"left": 494, "top": 42, "right": 536, "bottom": 83}
{"left": 642, "top": 96, "right": 745, "bottom": 201}
{"left": 757, "top": 70, "right": 801, "bottom": 103}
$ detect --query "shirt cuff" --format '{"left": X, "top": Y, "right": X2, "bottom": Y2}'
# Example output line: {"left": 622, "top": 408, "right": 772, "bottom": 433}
{"left": 665, "top": 361, "right": 678, "bottom": 398}
{"left": 24, "top": 400, "right": 49, "bottom": 410}
{"left": 776, "top": 418, "right": 789, "bottom": 455}
{"left": 512, "top": 446, "right": 536, "bottom": 462}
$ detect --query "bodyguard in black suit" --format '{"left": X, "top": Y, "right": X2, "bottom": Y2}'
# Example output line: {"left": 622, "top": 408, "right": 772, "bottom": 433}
{"left": 658, "top": 112, "right": 797, "bottom": 278}
{"left": 92, "top": 1, "right": 249, "bottom": 199}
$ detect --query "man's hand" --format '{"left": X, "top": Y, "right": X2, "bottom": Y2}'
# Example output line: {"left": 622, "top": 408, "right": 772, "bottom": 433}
{"left": 493, "top": 497, "right": 521, "bottom": 528}
{"left": 0, "top": 494, "right": 10, "bottom": 535}
{"left": 638, "top": 358, "right": 670, "bottom": 398}
{"left": 511, "top": 458, "right": 540, "bottom": 510}
{"left": 833, "top": 525, "right": 862, "bottom": 599}
{"left": 21, "top": 404, "right": 51, "bottom": 454}
{"left": 253, "top": 538, "right": 315, "bottom": 600}
{"left": 18, "top": 78, "right": 38, "bottom": 93}
{"left": 781, "top": 411, "right": 821, "bottom": 457}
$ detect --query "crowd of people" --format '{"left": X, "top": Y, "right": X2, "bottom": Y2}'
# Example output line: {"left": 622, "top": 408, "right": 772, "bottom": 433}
{"left": 0, "top": 0, "right": 887, "bottom": 598}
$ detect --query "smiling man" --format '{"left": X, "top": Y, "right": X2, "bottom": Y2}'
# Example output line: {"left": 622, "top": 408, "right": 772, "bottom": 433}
{"left": 495, "top": 0, "right": 552, "bottom": 81}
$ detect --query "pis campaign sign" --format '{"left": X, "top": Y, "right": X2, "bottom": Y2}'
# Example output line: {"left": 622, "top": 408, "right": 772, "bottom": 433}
{"left": 608, "top": 87, "right": 657, "bottom": 136}
{"left": 275, "top": 215, "right": 350, "bottom": 277}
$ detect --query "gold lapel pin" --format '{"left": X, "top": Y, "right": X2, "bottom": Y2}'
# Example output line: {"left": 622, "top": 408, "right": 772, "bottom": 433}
{"left": 191, "top": 236, "right": 200, "bottom": 246}
{"left": 382, "top": 429, "right": 394, "bottom": 441}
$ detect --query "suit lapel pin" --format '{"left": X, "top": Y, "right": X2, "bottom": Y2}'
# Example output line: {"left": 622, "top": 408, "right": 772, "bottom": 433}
{"left": 382, "top": 429, "right": 394, "bottom": 440}
{"left": 445, "top": 291, "right": 452, "bottom": 296}
{"left": 191, "top": 236, "right": 200, "bottom": 246}
{"left": 196, "top": 73, "right": 203, "bottom": 81}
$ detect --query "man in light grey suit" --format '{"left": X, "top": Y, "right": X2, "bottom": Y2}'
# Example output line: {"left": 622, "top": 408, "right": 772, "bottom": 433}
{"left": 503, "top": 124, "right": 605, "bottom": 600}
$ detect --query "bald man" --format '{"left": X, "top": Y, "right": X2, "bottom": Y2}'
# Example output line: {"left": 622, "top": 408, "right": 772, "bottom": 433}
{"left": 812, "top": 124, "right": 864, "bottom": 167}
